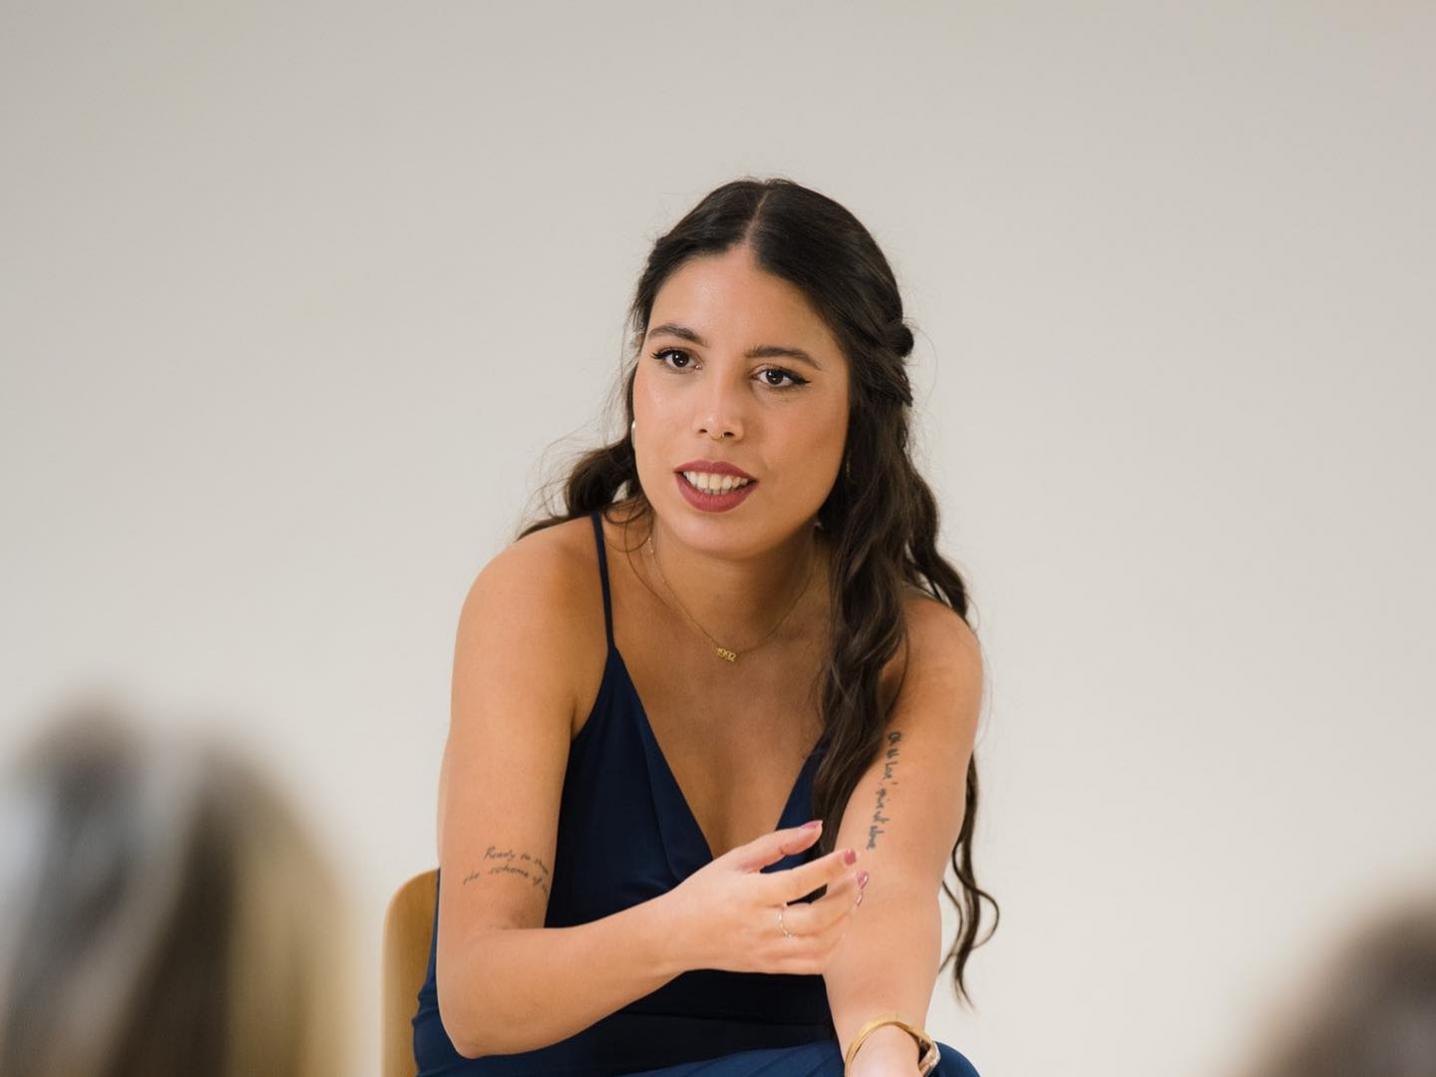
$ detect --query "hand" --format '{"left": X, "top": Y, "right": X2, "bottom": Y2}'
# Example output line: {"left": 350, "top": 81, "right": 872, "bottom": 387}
{"left": 661, "top": 820, "right": 868, "bottom": 975}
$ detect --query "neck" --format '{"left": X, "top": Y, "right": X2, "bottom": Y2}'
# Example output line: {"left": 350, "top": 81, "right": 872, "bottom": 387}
{"left": 642, "top": 513, "right": 828, "bottom": 650}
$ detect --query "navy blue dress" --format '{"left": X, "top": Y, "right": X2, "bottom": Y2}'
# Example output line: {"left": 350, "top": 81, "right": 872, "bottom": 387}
{"left": 412, "top": 509, "right": 981, "bottom": 1076}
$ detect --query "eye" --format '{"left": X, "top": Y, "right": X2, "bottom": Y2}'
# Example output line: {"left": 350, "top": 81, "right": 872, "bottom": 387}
{"left": 649, "top": 349, "right": 809, "bottom": 391}
{"left": 651, "top": 347, "right": 695, "bottom": 371}
{"left": 759, "top": 366, "right": 807, "bottom": 389}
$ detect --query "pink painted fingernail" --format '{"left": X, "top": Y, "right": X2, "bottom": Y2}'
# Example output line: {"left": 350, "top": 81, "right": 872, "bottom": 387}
{"left": 801, "top": 819, "right": 822, "bottom": 830}
{"left": 858, "top": 870, "right": 869, "bottom": 888}
{"left": 842, "top": 848, "right": 857, "bottom": 865}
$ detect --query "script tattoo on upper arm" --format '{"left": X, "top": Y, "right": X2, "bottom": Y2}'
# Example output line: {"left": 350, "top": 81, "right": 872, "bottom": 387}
{"left": 462, "top": 845, "right": 552, "bottom": 897}
{"left": 866, "top": 729, "right": 903, "bottom": 850}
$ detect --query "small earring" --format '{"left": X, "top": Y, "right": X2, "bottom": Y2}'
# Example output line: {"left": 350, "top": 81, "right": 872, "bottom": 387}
{"left": 630, "top": 419, "right": 636, "bottom": 440}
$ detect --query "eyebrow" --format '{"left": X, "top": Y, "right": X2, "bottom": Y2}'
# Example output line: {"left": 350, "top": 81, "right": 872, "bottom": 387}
{"left": 645, "top": 322, "right": 825, "bottom": 371}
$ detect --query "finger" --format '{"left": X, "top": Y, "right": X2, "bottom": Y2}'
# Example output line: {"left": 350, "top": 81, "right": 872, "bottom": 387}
{"left": 731, "top": 820, "right": 824, "bottom": 872}
{"left": 760, "top": 844, "right": 859, "bottom": 904}
{"left": 777, "top": 870, "right": 863, "bottom": 936}
{"left": 772, "top": 885, "right": 862, "bottom": 975}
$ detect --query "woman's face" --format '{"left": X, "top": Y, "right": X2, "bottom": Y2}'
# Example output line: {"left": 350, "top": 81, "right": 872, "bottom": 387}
{"left": 632, "top": 245, "right": 850, "bottom": 555}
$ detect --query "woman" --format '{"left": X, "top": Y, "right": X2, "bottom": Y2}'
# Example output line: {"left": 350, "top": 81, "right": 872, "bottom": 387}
{"left": 414, "top": 177, "right": 997, "bottom": 1076}
{"left": 0, "top": 701, "right": 350, "bottom": 1077}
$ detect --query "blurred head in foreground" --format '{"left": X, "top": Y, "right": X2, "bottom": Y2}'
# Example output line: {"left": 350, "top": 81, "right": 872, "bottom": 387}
{"left": 0, "top": 701, "right": 349, "bottom": 1077}
{"left": 1239, "top": 886, "right": 1436, "bottom": 1077}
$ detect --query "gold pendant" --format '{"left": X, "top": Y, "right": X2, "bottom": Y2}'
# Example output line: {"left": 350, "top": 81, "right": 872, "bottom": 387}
{"left": 715, "top": 646, "right": 738, "bottom": 662}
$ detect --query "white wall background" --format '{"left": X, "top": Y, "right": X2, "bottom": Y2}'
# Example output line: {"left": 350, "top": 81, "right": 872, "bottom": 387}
{"left": 3, "top": 3, "right": 1433, "bottom": 1075}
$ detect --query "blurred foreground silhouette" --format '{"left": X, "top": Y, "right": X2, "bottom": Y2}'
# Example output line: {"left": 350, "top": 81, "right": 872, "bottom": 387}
{"left": 0, "top": 699, "right": 350, "bottom": 1077}
{"left": 1237, "top": 883, "right": 1436, "bottom": 1077}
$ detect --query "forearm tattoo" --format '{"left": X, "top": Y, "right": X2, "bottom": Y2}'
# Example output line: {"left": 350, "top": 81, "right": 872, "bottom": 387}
{"left": 461, "top": 845, "right": 552, "bottom": 897}
{"left": 866, "top": 730, "right": 903, "bottom": 850}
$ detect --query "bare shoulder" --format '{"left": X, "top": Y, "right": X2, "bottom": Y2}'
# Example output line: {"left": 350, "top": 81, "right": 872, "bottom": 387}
{"left": 902, "top": 586, "right": 981, "bottom": 664}
{"left": 464, "top": 516, "right": 594, "bottom": 626}
{"left": 453, "top": 514, "right": 604, "bottom": 729}
{"left": 879, "top": 585, "right": 983, "bottom": 707}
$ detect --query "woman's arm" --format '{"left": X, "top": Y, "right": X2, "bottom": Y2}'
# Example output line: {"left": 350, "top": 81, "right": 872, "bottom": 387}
{"left": 435, "top": 534, "right": 689, "bottom": 1057}
{"left": 442, "top": 887, "right": 687, "bottom": 1057}
{"left": 823, "top": 598, "right": 985, "bottom": 1073}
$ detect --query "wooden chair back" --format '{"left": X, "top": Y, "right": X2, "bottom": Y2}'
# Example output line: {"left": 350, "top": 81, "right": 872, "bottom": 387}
{"left": 381, "top": 868, "right": 438, "bottom": 1077}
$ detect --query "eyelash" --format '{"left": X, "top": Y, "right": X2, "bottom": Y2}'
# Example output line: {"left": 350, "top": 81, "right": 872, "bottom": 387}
{"left": 649, "top": 348, "right": 810, "bottom": 391}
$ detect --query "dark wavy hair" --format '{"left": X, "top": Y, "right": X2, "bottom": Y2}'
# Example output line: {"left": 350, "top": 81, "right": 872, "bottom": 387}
{"left": 516, "top": 175, "right": 998, "bottom": 1003}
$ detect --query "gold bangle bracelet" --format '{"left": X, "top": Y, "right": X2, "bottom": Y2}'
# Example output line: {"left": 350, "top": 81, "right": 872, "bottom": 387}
{"left": 843, "top": 1012, "right": 940, "bottom": 1076}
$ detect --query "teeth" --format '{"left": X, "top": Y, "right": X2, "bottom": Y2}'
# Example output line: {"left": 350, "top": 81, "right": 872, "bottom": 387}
{"left": 682, "top": 470, "right": 752, "bottom": 494}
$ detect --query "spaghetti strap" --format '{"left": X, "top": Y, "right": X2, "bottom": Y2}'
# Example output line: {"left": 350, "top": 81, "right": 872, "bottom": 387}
{"left": 589, "top": 509, "right": 615, "bottom": 653}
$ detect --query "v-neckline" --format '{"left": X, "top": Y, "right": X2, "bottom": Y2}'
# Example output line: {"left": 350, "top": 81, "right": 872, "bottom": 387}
{"left": 610, "top": 646, "right": 826, "bottom": 868}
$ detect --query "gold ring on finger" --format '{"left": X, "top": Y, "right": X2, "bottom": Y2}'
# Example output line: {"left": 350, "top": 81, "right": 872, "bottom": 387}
{"left": 777, "top": 904, "right": 795, "bottom": 939}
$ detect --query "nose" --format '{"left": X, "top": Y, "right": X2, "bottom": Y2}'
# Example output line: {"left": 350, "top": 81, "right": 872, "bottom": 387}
{"left": 694, "top": 380, "right": 744, "bottom": 442}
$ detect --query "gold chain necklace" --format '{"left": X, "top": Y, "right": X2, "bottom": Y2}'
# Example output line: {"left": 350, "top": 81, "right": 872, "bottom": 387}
{"left": 645, "top": 526, "right": 818, "bottom": 663}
